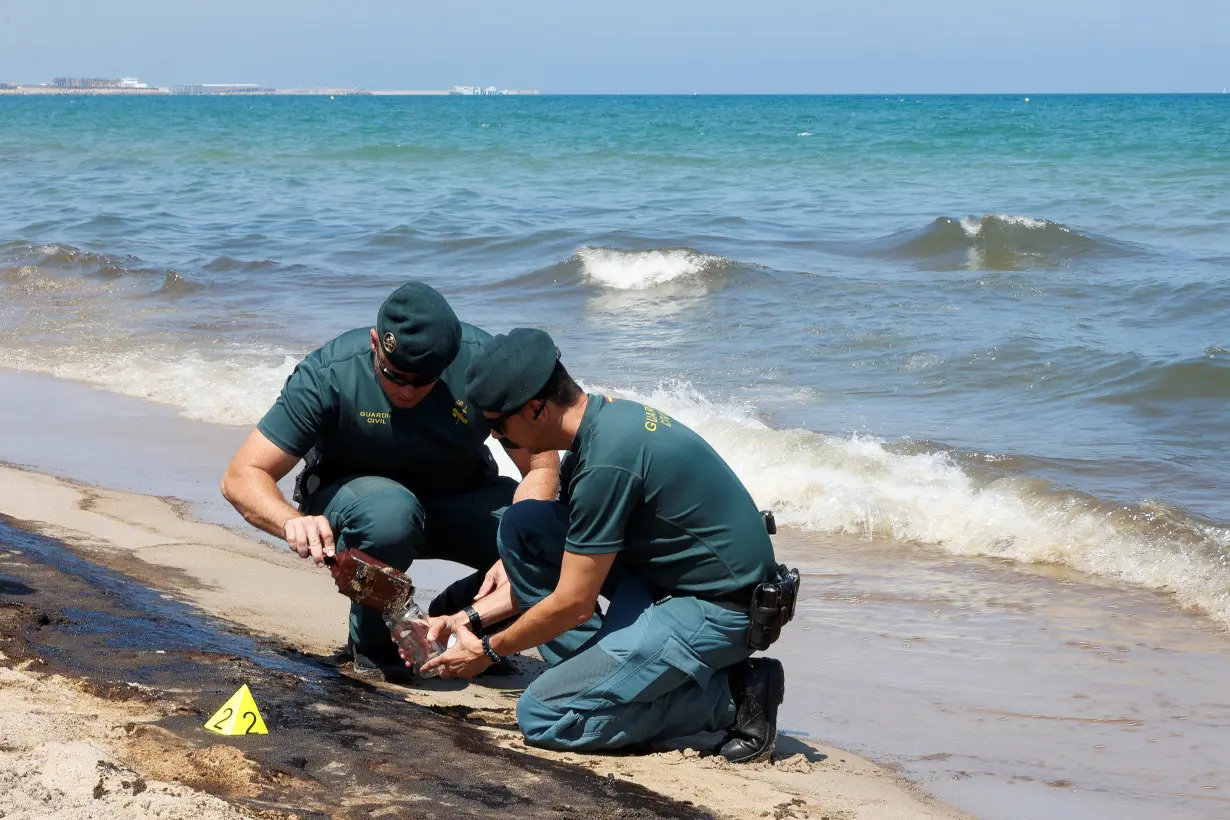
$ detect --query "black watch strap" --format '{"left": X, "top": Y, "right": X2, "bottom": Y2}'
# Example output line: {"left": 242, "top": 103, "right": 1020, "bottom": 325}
{"left": 481, "top": 634, "right": 503, "bottom": 663}
{"left": 463, "top": 605, "right": 482, "bottom": 632}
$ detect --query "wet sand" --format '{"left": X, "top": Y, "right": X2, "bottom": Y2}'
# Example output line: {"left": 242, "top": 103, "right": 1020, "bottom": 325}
{"left": 0, "top": 474, "right": 961, "bottom": 820}
{"left": 772, "top": 538, "right": 1230, "bottom": 819}
{"left": 0, "top": 518, "right": 711, "bottom": 819}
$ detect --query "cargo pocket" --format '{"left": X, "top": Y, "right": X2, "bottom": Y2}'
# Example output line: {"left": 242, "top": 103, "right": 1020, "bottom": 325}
{"left": 660, "top": 635, "right": 715, "bottom": 689}
{"left": 633, "top": 635, "right": 715, "bottom": 703}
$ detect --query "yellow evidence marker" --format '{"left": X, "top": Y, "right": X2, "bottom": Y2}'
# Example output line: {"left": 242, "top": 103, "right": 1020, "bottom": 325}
{"left": 204, "top": 684, "right": 268, "bottom": 735}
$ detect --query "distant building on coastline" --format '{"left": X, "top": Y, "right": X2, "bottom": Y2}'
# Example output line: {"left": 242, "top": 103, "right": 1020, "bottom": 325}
{"left": 0, "top": 75, "right": 451, "bottom": 96}
{"left": 53, "top": 76, "right": 151, "bottom": 89}
{"left": 0, "top": 76, "right": 166, "bottom": 95}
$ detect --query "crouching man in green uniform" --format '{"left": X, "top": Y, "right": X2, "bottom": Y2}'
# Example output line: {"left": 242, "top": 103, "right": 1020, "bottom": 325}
{"left": 220, "top": 283, "right": 558, "bottom": 681}
{"left": 420, "top": 328, "right": 791, "bottom": 762}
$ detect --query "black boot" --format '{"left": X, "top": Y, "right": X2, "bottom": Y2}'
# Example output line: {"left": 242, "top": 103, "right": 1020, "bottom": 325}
{"left": 720, "top": 657, "right": 785, "bottom": 763}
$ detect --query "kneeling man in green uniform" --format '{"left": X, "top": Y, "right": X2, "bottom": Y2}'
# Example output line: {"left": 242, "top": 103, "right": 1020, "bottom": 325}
{"left": 421, "top": 328, "right": 791, "bottom": 762}
{"left": 221, "top": 283, "right": 558, "bottom": 680}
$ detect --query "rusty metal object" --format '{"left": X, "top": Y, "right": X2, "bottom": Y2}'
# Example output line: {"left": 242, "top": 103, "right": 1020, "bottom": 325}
{"left": 324, "top": 550, "right": 416, "bottom": 619}
{"left": 324, "top": 550, "right": 441, "bottom": 675}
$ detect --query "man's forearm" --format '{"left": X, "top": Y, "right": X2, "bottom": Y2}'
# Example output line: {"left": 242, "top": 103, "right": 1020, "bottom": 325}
{"left": 513, "top": 467, "right": 557, "bottom": 503}
{"left": 488, "top": 592, "right": 588, "bottom": 657}
{"left": 470, "top": 584, "right": 518, "bottom": 628}
{"left": 512, "top": 451, "right": 560, "bottom": 503}
{"left": 223, "top": 468, "right": 300, "bottom": 540}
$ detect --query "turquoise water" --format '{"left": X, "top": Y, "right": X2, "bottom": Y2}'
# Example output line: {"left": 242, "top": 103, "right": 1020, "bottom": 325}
{"left": 1, "top": 94, "right": 1228, "bottom": 625}
{"left": 3, "top": 94, "right": 1230, "bottom": 819}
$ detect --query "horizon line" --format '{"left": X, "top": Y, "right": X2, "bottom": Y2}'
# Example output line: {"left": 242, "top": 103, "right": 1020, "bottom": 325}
{"left": 2, "top": 89, "right": 1227, "bottom": 96}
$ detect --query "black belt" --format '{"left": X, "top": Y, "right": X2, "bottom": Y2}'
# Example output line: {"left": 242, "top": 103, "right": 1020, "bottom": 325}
{"left": 657, "top": 564, "right": 802, "bottom": 651}
{"left": 654, "top": 581, "right": 760, "bottom": 613}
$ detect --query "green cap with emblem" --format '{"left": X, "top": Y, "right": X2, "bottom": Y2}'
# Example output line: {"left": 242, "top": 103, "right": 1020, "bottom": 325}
{"left": 465, "top": 328, "right": 560, "bottom": 413}
{"left": 375, "top": 281, "right": 462, "bottom": 377}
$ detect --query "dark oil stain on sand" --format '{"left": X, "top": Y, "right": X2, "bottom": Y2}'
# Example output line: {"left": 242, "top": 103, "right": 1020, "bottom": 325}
{"left": 0, "top": 516, "right": 709, "bottom": 820}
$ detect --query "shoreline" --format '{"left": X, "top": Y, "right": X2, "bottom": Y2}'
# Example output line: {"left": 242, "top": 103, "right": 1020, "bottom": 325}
{"left": 0, "top": 460, "right": 966, "bottom": 820}
{"left": 4, "top": 369, "right": 1229, "bottom": 818}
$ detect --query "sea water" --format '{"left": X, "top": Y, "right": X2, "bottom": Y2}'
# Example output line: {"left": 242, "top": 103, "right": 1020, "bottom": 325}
{"left": 2, "top": 94, "right": 1228, "bottom": 818}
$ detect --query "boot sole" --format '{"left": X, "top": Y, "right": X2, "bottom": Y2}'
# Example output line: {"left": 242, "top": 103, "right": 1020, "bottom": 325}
{"left": 726, "top": 661, "right": 786, "bottom": 764}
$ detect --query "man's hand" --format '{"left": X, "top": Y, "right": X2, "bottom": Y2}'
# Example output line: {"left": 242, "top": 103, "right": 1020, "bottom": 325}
{"left": 284, "top": 515, "right": 336, "bottom": 566}
{"left": 394, "top": 613, "right": 466, "bottom": 670}
{"left": 475, "top": 559, "right": 509, "bottom": 600}
{"left": 426, "top": 613, "right": 465, "bottom": 647}
{"left": 419, "top": 625, "right": 493, "bottom": 679}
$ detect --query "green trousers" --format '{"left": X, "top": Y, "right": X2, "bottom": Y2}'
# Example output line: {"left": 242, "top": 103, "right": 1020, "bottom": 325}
{"left": 305, "top": 474, "right": 517, "bottom": 654}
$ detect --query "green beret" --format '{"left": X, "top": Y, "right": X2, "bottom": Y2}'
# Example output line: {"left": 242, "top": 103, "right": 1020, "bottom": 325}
{"left": 466, "top": 328, "right": 560, "bottom": 413}
{"left": 375, "top": 282, "right": 462, "bottom": 377}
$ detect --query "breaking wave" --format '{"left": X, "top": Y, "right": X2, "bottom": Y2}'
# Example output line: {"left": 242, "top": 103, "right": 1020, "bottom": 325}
{"left": 575, "top": 246, "right": 736, "bottom": 289}
{"left": 0, "top": 241, "right": 293, "bottom": 424}
{"left": 861, "top": 214, "right": 1138, "bottom": 270}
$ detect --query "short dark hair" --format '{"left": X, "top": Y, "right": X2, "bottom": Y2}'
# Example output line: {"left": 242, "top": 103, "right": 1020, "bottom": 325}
{"left": 533, "top": 361, "right": 583, "bottom": 407}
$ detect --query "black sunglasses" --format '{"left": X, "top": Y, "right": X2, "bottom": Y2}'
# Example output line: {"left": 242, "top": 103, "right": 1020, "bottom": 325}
{"left": 485, "top": 402, "right": 545, "bottom": 435}
{"left": 376, "top": 357, "right": 437, "bottom": 388}
{"left": 485, "top": 406, "right": 521, "bottom": 435}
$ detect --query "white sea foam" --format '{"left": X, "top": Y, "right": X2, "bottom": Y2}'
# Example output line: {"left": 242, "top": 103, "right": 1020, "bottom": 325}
{"left": 596, "top": 380, "right": 1230, "bottom": 628}
{"left": 0, "top": 345, "right": 297, "bottom": 426}
{"left": 959, "top": 214, "right": 1051, "bottom": 237}
{"left": 575, "top": 246, "right": 730, "bottom": 290}
{"left": 5, "top": 323, "right": 1227, "bottom": 628}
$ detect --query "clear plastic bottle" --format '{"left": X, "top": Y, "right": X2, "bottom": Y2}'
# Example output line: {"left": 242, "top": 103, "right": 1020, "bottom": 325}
{"left": 385, "top": 601, "right": 446, "bottom": 677}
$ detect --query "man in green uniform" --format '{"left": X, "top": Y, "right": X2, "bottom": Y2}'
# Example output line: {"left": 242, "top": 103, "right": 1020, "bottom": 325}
{"left": 220, "top": 283, "right": 558, "bottom": 680}
{"left": 420, "top": 328, "right": 790, "bottom": 762}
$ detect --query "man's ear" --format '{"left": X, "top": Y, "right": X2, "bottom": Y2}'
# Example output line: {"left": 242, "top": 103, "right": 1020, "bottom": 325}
{"left": 368, "top": 328, "right": 379, "bottom": 352}
{"left": 531, "top": 400, "right": 547, "bottom": 421}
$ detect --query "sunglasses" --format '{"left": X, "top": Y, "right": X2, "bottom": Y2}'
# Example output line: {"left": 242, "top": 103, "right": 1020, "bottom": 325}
{"left": 376, "top": 357, "right": 438, "bottom": 388}
{"left": 485, "top": 402, "right": 545, "bottom": 435}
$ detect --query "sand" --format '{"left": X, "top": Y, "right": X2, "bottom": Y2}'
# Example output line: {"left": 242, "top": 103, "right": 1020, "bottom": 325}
{"left": 0, "top": 462, "right": 966, "bottom": 820}
{"left": 0, "top": 664, "right": 258, "bottom": 820}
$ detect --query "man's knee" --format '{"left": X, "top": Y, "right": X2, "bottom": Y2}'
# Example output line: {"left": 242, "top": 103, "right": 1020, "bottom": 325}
{"left": 516, "top": 689, "right": 569, "bottom": 747}
{"left": 516, "top": 689, "right": 621, "bottom": 751}
{"left": 330, "top": 477, "right": 425, "bottom": 557}
{"left": 497, "top": 499, "right": 566, "bottom": 562}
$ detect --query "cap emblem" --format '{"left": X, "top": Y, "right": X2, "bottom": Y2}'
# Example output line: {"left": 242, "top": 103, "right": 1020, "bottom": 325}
{"left": 381, "top": 332, "right": 397, "bottom": 354}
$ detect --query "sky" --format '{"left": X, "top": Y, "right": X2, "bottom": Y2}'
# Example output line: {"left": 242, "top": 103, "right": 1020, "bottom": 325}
{"left": 0, "top": 0, "right": 1227, "bottom": 93}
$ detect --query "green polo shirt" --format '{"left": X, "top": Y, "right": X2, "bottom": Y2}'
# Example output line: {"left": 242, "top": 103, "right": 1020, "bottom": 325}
{"left": 257, "top": 325, "right": 493, "bottom": 497}
{"left": 561, "top": 395, "right": 775, "bottom": 596}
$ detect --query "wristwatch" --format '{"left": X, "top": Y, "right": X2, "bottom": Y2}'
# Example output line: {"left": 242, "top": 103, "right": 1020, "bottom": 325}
{"left": 481, "top": 634, "right": 503, "bottom": 663}
{"left": 463, "top": 605, "right": 482, "bottom": 632}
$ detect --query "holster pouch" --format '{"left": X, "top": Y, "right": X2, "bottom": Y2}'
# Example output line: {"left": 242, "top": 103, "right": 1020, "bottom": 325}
{"left": 292, "top": 446, "right": 327, "bottom": 512}
{"left": 747, "top": 563, "right": 800, "bottom": 651}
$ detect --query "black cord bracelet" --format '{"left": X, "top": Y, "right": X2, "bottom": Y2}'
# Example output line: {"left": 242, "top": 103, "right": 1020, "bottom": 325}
{"left": 481, "top": 634, "right": 503, "bottom": 663}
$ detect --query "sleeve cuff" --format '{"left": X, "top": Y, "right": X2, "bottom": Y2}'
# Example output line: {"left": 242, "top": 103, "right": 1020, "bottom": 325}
{"left": 255, "top": 421, "right": 310, "bottom": 459}
{"left": 564, "top": 542, "right": 622, "bottom": 555}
